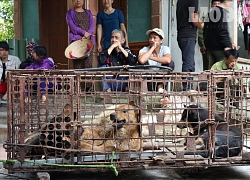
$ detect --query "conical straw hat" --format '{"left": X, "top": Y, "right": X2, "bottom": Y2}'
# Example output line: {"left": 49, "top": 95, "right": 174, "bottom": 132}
{"left": 65, "top": 39, "right": 93, "bottom": 59}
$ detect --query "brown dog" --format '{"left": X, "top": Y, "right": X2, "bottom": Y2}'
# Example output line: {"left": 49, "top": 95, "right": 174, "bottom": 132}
{"left": 64, "top": 101, "right": 141, "bottom": 152}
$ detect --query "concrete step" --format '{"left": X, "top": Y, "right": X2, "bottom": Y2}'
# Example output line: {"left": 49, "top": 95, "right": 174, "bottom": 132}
{"left": 0, "top": 104, "right": 7, "bottom": 125}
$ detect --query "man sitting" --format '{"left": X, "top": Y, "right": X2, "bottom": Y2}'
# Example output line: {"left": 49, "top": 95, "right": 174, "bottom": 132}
{"left": 98, "top": 29, "right": 137, "bottom": 92}
{"left": 211, "top": 49, "right": 249, "bottom": 106}
{"left": 0, "top": 41, "right": 21, "bottom": 104}
{"left": 138, "top": 28, "right": 174, "bottom": 91}
{"left": 211, "top": 49, "right": 240, "bottom": 71}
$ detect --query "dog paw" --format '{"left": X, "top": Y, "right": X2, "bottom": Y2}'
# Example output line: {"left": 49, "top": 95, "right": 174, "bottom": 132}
{"left": 62, "top": 136, "right": 70, "bottom": 142}
{"left": 196, "top": 144, "right": 205, "bottom": 150}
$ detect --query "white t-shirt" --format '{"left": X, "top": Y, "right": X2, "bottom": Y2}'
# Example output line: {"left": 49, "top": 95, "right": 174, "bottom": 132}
{"left": 139, "top": 45, "right": 171, "bottom": 67}
{"left": 0, "top": 55, "right": 21, "bottom": 79}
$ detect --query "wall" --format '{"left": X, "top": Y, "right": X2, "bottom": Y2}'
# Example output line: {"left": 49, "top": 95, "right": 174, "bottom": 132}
{"left": 127, "top": 0, "right": 151, "bottom": 42}
{"left": 10, "top": 0, "right": 39, "bottom": 60}
{"left": 22, "top": 0, "right": 39, "bottom": 42}
{"left": 16, "top": 0, "right": 244, "bottom": 69}
{"left": 162, "top": 0, "right": 170, "bottom": 47}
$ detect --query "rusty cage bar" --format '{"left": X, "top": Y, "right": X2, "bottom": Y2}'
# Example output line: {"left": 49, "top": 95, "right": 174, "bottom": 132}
{"left": 4, "top": 68, "right": 250, "bottom": 174}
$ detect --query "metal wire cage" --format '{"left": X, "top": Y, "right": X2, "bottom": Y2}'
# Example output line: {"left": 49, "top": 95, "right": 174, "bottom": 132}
{"left": 4, "top": 68, "right": 250, "bottom": 174}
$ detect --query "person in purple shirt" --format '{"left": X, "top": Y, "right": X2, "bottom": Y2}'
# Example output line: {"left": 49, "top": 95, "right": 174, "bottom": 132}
{"left": 66, "top": 0, "right": 95, "bottom": 92}
{"left": 25, "top": 46, "right": 55, "bottom": 103}
{"left": 66, "top": 0, "right": 95, "bottom": 69}
{"left": 25, "top": 46, "right": 54, "bottom": 70}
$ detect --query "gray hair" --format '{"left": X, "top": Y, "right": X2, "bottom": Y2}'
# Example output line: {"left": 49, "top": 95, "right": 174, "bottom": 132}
{"left": 111, "top": 29, "right": 125, "bottom": 39}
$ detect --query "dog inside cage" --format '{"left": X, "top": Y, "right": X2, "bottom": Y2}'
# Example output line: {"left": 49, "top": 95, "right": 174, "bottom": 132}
{"left": 5, "top": 70, "right": 250, "bottom": 173}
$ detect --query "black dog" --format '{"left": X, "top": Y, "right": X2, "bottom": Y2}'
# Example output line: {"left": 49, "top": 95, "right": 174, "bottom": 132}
{"left": 24, "top": 105, "right": 79, "bottom": 158}
{"left": 177, "top": 104, "right": 241, "bottom": 158}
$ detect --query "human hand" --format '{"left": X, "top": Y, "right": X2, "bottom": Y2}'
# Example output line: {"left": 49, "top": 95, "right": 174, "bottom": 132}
{"left": 84, "top": 32, "right": 91, "bottom": 39}
{"left": 232, "top": 44, "right": 237, "bottom": 49}
{"left": 200, "top": 46, "right": 206, "bottom": 54}
{"left": 111, "top": 41, "right": 120, "bottom": 50}
{"left": 117, "top": 41, "right": 123, "bottom": 50}
{"left": 152, "top": 41, "right": 159, "bottom": 49}
{"left": 107, "top": 41, "right": 120, "bottom": 55}
{"left": 224, "top": 47, "right": 231, "bottom": 51}
{"left": 97, "top": 44, "right": 102, "bottom": 52}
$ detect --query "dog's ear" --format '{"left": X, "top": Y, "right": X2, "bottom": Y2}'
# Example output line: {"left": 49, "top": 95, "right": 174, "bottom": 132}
{"left": 128, "top": 101, "right": 140, "bottom": 122}
{"left": 130, "top": 101, "right": 140, "bottom": 109}
{"left": 129, "top": 101, "right": 139, "bottom": 109}
{"left": 129, "top": 101, "right": 135, "bottom": 106}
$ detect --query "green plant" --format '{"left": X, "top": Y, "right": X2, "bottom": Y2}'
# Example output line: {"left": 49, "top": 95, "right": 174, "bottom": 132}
{"left": 0, "top": 0, "right": 14, "bottom": 41}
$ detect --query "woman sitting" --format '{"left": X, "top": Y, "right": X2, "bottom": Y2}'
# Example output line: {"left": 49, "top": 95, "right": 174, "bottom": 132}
{"left": 25, "top": 46, "right": 54, "bottom": 70}
{"left": 25, "top": 46, "right": 55, "bottom": 103}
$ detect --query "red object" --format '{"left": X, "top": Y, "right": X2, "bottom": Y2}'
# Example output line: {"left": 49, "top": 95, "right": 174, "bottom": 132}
{"left": 69, "top": 50, "right": 77, "bottom": 59}
{"left": 0, "top": 82, "right": 7, "bottom": 94}
{"left": 107, "top": 58, "right": 111, "bottom": 66}
{"left": 85, "top": 43, "right": 92, "bottom": 54}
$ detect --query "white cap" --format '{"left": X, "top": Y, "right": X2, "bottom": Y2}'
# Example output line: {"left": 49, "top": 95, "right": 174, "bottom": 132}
{"left": 146, "top": 28, "right": 164, "bottom": 39}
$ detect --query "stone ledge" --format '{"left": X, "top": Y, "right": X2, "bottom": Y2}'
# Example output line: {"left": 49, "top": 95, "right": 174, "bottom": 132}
{"left": 238, "top": 57, "right": 250, "bottom": 65}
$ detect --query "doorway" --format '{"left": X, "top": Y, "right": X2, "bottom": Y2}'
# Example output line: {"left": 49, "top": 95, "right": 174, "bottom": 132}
{"left": 39, "top": 0, "right": 68, "bottom": 69}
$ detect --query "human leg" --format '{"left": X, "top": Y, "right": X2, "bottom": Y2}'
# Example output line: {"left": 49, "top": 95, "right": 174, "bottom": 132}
{"left": 73, "top": 58, "right": 87, "bottom": 91}
{"left": 111, "top": 77, "right": 128, "bottom": 92}
{"left": 0, "top": 82, "right": 8, "bottom": 103}
{"left": 82, "top": 51, "right": 93, "bottom": 91}
{"left": 177, "top": 37, "right": 196, "bottom": 91}
{"left": 73, "top": 59, "right": 84, "bottom": 69}
{"left": 98, "top": 64, "right": 112, "bottom": 91}
{"left": 147, "top": 82, "right": 156, "bottom": 91}
{"left": 207, "top": 50, "right": 225, "bottom": 69}
{"left": 101, "top": 76, "right": 112, "bottom": 92}
{"left": 202, "top": 52, "right": 209, "bottom": 71}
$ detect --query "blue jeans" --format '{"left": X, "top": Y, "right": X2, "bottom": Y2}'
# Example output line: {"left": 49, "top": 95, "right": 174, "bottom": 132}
{"left": 99, "top": 64, "right": 128, "bottom": 92}
{"left": 101, "top": 76, "right": 128, "bottom": 92}
{"left": 177, "top": 37, "right": 196, "bottom": 91}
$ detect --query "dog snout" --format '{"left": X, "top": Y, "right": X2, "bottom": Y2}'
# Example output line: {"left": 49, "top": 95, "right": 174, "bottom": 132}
{"left": 177, "top": 119, "right": 187, "bottom": 129}
{"left": 112, "top": 119, "right": 126, "bottom": 128}
{"left": 110, "top": 113, "right": 116, "bottom": 121}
